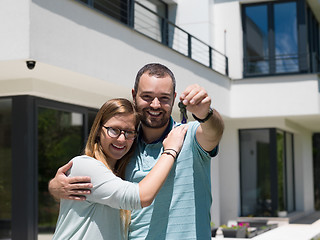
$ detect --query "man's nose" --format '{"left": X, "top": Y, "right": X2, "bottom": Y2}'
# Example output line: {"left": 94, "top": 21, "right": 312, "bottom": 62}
{"left": 150, "top": 97, "right": 161, "bottom": 108}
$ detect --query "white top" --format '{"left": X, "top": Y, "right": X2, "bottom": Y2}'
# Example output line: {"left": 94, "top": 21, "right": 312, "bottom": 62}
{"left": 52, "top": 155, "right": 141, "bottom": 240}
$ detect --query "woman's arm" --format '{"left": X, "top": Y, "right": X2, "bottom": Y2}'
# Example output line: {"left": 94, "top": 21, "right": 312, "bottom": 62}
{"left": 138, "top": 124, "right": 188, "bottom": 207}
{"left": 49, "top": 125, "right": 188, "bottom": 209}
{"left": 81, "top": 124, "right": 188, "bottom": 209}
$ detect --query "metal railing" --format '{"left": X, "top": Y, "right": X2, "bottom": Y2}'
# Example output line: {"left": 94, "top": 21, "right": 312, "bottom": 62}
{"left": 77, "top": 0, "right": 229, "bottom": 76}
{"left": 134, "top": 2, "right": 228, "bottom": 76}
{"left": 244, "top": 52, "right": 320, "bottom": 77}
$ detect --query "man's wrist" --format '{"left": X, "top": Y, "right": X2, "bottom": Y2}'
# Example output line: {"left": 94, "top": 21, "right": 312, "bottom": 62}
{"left": 192, "top": 108, "right": 213, "bottom": 123}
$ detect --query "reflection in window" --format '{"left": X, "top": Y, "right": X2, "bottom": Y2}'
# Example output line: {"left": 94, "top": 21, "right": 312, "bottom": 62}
{"left": 243, "top": 1, "right": 304, "bottom": 76}
{"left": 0, "top": 99, "right": 12, "bottom": 239}
{"left": 135, "top": 0, "right": 167, "bottom": 43}
{"left": 95, "top": 0, "right": 128, "bottom": 24}
{"left": 286, "top": 132, "right": 295, "bottom": 212}
{"left": 38, "top": 108, "right": 83, "bottom": 234}
{"left": 240, "top": 129, "right": 271, "bottom": 217}
{"left": 245, "top": 5, "right": 269, "bottom": 74}
{"left": 277, "top": 130, "right": 285, "bottom": 212}
{"left": 274, "top": 2, "right": 298, "bottom": 73}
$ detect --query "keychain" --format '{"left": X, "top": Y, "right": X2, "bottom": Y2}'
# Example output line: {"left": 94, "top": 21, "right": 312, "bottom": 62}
{"left": 178, "top": 101, "right": 188, "bottom": 124}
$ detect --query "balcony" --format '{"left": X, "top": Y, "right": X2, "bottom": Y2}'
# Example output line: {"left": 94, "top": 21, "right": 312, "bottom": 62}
{"left": 76, "top": 0, "right": 228, "bottom": 76}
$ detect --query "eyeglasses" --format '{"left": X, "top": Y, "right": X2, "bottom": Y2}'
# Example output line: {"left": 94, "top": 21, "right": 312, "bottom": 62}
{"left": 102, "top": 126, "right": 137, "bottom": 140}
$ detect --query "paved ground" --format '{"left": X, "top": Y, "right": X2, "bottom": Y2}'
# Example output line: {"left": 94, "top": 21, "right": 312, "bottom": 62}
{"left": 39, "top": 211, "right": 320, "bottom": 240}
{"left": 212, "top": 211, "right": 320, "bottom": 240}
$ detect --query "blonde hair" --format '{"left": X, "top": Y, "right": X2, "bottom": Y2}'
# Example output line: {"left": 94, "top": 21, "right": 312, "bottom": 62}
{"left": 84, "top": 98, "right": 139, "bottom": 234}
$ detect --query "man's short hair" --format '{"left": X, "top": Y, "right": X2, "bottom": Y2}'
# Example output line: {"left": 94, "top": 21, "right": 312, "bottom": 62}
{"left": 134, "top": 63, "right": 176, "bottom": 94}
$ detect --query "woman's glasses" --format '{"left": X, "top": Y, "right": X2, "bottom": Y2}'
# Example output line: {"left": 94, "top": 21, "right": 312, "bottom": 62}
{"left": 103, "top": 126, "right": 137, "bottom": 140}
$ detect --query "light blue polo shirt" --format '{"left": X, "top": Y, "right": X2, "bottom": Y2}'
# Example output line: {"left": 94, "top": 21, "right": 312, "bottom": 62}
{"left": 125, "top": 117, "right": 218, "bottom": 239}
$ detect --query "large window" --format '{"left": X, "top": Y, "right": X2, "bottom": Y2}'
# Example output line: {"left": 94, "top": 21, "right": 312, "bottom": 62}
{"left": 0, "top": 98, "right": 12, "bottom": 239}
{"left": 37, "top": 107, "right": 84, "bottom": 235}
{"left": 1, "top": 96, "right": 97, "bottom": 239}
{"left": 78, "top": 0, "right": 130, "bottom": 24}
{"left": 313, "top": 133, "right": 320, "bottom": 210}
{"left": 307, "top": 6, "right": 320, "bottom": 73}
{"left": 239, "top": 128, "right": 295, "bottom": 217}
{"left": 242, "top": 0, "right": 320, "bottom": 76}
{"left": 134, "top": 0, "right": 168, "bottom": 43}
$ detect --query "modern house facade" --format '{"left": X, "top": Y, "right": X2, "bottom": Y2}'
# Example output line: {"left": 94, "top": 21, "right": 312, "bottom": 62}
{"left": 0, "top": 0, "right": 319, "bottom": 239}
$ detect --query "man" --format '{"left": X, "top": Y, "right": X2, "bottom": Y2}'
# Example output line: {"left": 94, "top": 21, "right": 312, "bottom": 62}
{"left": 49, "top": 63, "right": 224, "bottom": 239}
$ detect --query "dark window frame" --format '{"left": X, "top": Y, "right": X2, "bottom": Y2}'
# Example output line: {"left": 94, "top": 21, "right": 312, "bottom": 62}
{"left": 8, "top": 95, "right": 97, "bottom": 240}
{"left": 242, "top": 0, "right": 319, "bottom": 77}
{"left": 239, "top": 128, "right": 295, "bottom": 217}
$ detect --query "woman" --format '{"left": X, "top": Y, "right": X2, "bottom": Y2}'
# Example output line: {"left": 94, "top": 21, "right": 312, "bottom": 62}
{"left": 52, "top": 98, "right": 187, "bottom": 240}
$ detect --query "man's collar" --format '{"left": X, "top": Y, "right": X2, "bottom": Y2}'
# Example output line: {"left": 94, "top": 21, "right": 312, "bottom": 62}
{"left": 138, "top": 117, "right": 175, "bottom": 144}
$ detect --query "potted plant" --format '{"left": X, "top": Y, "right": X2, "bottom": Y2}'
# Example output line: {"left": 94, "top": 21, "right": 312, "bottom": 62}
{"left": 220, "top": 223, "right": 248, "bottom": 238}
{"left": 277, "top": 210, "right": 287, "bottom": 217}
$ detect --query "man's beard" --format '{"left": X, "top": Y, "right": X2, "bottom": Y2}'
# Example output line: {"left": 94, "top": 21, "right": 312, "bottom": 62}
{"left": 140, "top": 108, "right": 171, "bottom": 129}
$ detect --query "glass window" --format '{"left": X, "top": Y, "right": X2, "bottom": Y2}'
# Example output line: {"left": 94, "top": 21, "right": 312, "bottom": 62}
{"left": 134, "top": 0, "right": 167, "bottom": 43}
{"left": 274, "top": 2, "right": 298, "bottom": 73}
{"left": 38, "top": 107, "right": 84, "bottom": 235}
{"left": 0, "top": 98, "right": 12, "bottom": 239}
{"left": 277, "top": 130, "right": 286, "bottom": 212}
{"left": 94, "top": 0, "right": 128, "bottom": 24}
{"left": 240, "top": 128, "right": 295, "bottom": 217}
{"left": 286, "top": 132, "right": 295, "bottom": 212}
{"left": 307, "top": 7, "right": 320, "bottom": 73}
{"left": 136, "top": 0, "right": 167, "bottom": 18}
{"left": 240, "top": 129, "right": 272, "bottom": 217}
{"left": 244, "top": 5, "right": 269, "bottom": 74}
{"left": 313, "top": 133, "right": 320, "bottom": 210}
{"left": 242, "top": 0, "right": 317, "bottom": 76}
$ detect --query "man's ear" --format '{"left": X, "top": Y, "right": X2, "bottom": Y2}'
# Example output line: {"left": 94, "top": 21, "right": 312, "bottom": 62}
{"left": 132, "top": 88, "right": 136, "bottom": 100}
{"left": 172, "top": 92, "right": 177, "bottom": 105}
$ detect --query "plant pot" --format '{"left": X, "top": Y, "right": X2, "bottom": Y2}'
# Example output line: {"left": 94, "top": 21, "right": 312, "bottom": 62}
{"left": 277, "top": 211, "right": 287, "bottom": 217}
{"left": 211, "top": 228, "right": 217, "bottom": 237}
{"left": 222, "top": 227, "right": 246, "bottom": 238}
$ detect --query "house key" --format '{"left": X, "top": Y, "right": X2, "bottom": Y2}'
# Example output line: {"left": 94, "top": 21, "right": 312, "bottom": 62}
{"left": 178, "top": 101, "right": 188, "bottom": 123}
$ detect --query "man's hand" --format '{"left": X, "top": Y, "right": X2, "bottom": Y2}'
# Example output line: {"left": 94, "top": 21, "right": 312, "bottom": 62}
{"left": 48, "top": 161, "right": 93, "bottom": 201}
{"left": 180, "top": 84, "right": 224, "bottom": 152}
{"left": 179, "top": 84, "right": 211, "bottom": 119}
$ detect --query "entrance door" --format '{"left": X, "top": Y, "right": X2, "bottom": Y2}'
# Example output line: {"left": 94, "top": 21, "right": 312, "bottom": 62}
{"left": 240, "top": 128, "right": 295, "bottom": 217}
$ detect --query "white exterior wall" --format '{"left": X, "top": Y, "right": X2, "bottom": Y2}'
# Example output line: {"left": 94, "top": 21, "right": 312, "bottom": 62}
{"left": 231, "top": 75, "right": 320, "bottom": 117}
{"left": 175, "top": 0, "right": 213, "bottom": 44}
{"left": 0, "top": 0, "right": 30, "bottom": 60}
{"left": 213, "top": 1, "right": 243, "bottom": 79}
{"left": 0, "top": 0, "right": 231, "bottom": 114}
{"left": 294, "top": 130, "right": 315, "bottom": 213}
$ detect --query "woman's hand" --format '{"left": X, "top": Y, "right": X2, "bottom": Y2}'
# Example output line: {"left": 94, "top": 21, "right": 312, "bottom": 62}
{"left": 162, "top": 124, "right": 188, "bottom": 157}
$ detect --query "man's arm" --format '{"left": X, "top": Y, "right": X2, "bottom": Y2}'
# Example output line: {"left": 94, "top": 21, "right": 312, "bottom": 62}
{"left": 180, "top": 84, "right": 224, "bottom": 151}
{"left": 48, "top": 160, "right": 93, "bottom": 201}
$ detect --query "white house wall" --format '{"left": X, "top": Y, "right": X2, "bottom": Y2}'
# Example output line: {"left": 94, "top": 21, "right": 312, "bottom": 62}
{"left": 231, "top": 74, "right": 320, "bottom": 118}
{"left": 213, "top": 0, "right": 243, "bottom": 79}
{"left": 294, "top": 130, "right": 315, "bottom": 214}
{"left": 0, "top": 0, "right": 30, "bottom": 60}
{"left": 175, "top": 0, "right": 213, "bottom": 44}
{"left": 27, "top": 0, "right": 231, "bottom": 113}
